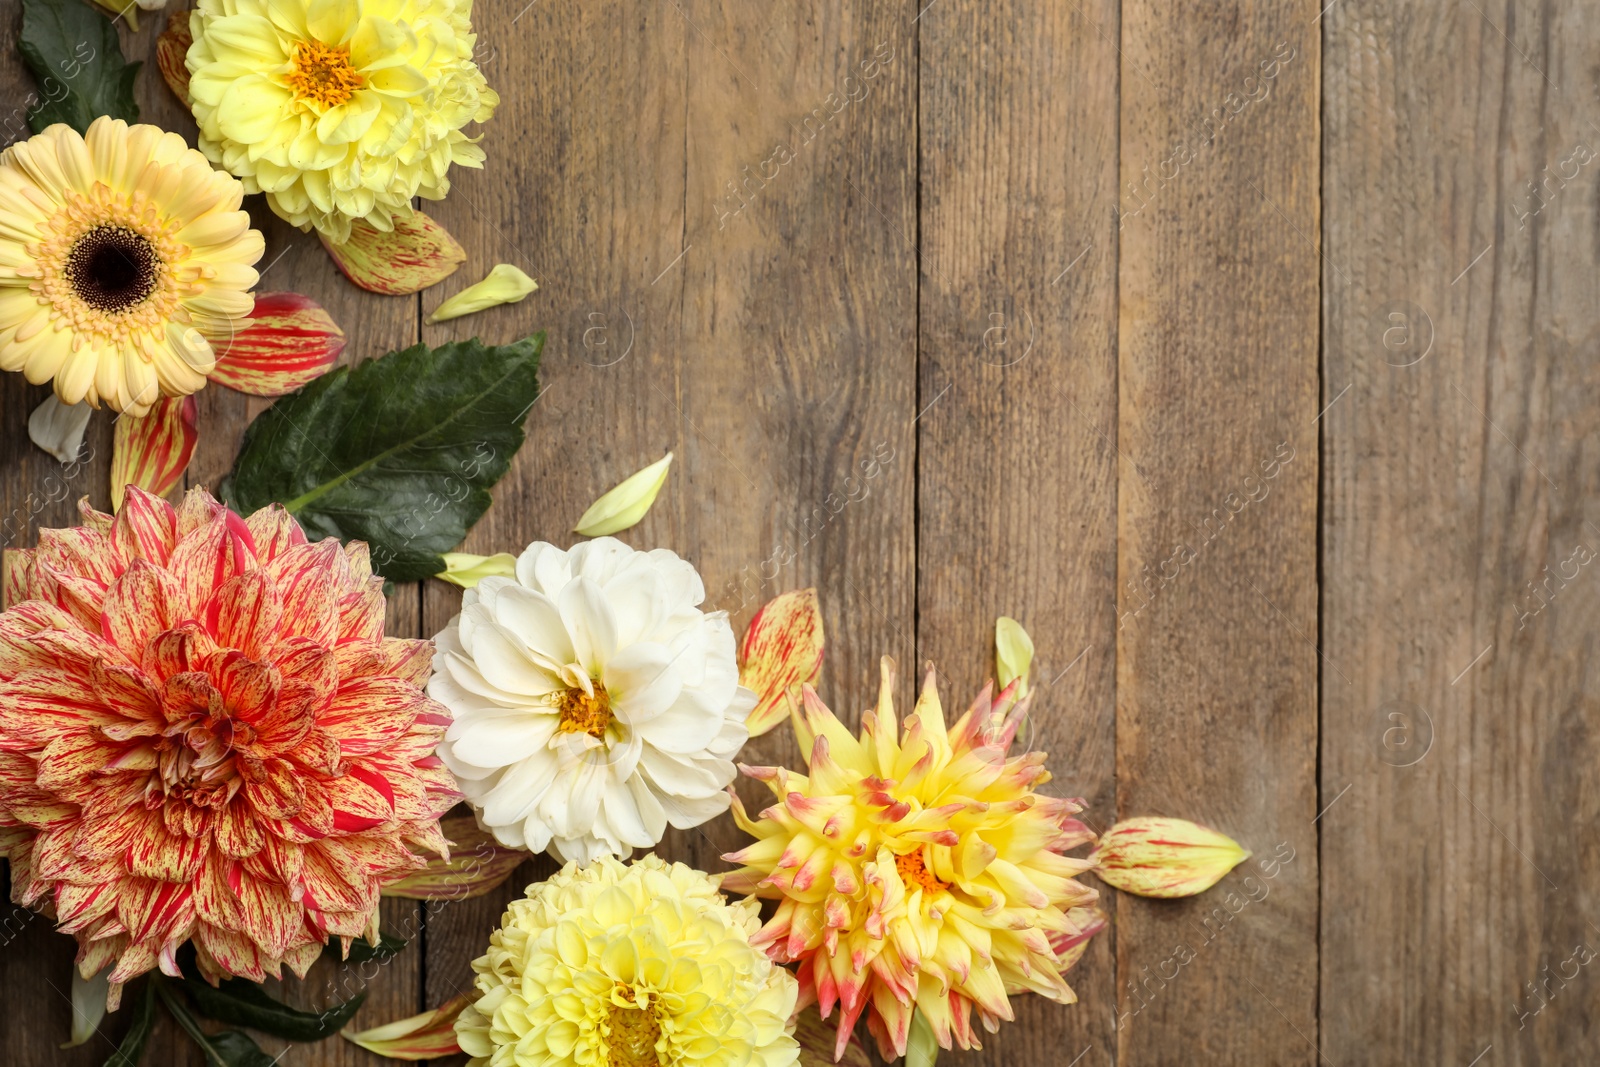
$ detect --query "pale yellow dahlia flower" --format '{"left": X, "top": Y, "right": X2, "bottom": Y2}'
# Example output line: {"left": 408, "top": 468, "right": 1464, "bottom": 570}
{"left": 186, "top": 0, "right": 499, "bottom": 243}
{"left": 456, "top": 855, "right": 801, "bottom": 1067}
{"left": 0, "top": 118, "right": 263, "bottom": 416}
{"left": 723, "top": 659, "right": 1103, "bottom": 1062}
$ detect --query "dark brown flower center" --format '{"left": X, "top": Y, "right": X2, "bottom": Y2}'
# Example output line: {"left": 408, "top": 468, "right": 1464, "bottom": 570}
{"left": 557, "top": 684, "right": 613, "bottom": 739}
{"left": 65, "top": 224, "right": 160, "bottom": 313}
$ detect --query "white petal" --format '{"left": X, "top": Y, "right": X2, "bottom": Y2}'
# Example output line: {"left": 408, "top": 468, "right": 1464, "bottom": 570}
{"left": 448, "top": 711, "right": 558, "bottom": 769}
{"left": 601, "top": 567, "right": 666, "bottom": 647}
{"left": 638, "top": 746, "right": 729, "bottom": 798}
{"left": 601, "top": 779, "right": 657, "bottom": 850}
{"left": 463, "top": 617, "right": 563, "bottom": 700}
{"left": 632, "top": 697, "right": 724, "bottom": 755}
{"left": 515, "top": 541, "right": 571, "bottom": 595}
{"left": 604, "top": 642, "right": 682, "bottom": 724}
{"left": 558, "top": 576, "right": 619, "bottom": 674}
{"left": 480, "top": 749, "right": 560, "bottom": 828}
{"left": 28, "top": 395, "right": 91, "bottom": 463}
{"left": 491, "top": 583, "right": 576, "bottom": 664}
{"left": 656, "top": 788, "right": 732, "bottom": 830}
{"left": 626, "top": 775, "right": 669, "bottom": 843}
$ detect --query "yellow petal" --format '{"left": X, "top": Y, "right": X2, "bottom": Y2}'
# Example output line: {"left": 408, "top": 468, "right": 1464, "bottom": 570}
{"left": 1090, "top": 816, "right": 1251, "bottom": 898}
{"left": 434, "top": 551, "right": 518, "bottom": 589}
{"left": 573, "top": 452, "right": 672, "bottom": 537}
{"left": 994, "top": 616, "right": 1033, "bottom": 696}
{"left": 425, "top": 263, "right": 538, "bottom": 324}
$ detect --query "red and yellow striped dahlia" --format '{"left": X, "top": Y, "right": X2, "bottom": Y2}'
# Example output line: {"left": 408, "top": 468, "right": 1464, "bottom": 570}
{"left": 0, "top": 487, "right": 457, "bottom": 1006}
{"left": 722, "top": 658, "right": 1102, "bottom": 1062}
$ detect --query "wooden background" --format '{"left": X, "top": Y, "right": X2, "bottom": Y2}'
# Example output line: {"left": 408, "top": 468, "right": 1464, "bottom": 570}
{"left": 2, "top": 0, "right": 1597, "bottom": 1063}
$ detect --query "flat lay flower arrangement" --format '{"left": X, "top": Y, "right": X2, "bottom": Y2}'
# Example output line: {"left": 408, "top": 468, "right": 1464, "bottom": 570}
{"left": 0, "top": 2, "right": 1254, "bottom": 1065}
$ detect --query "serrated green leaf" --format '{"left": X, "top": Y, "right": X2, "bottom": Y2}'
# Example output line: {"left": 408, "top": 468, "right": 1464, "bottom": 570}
{"left": 220, "top": 334, "right": 544, "bottom": 582}
{"left": 103, "top": 979, "right": 156, "bottom": 1067}
{"left": 155, "top": 982, "right": 278, "bottom": 1067}
{"left": 324, "top": 930, "right": 410, "bottom": 964}
{"left": 180, "top": 976, "right": 365, "bottom": 1042}
{"left": 19, "top": 0, "right": 140, "bottom": 135}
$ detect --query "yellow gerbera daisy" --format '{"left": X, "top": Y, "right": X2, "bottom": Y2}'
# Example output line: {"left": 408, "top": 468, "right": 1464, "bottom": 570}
{"left": 0, "top": 118, "right": 263, "bottom": 416}
{"left": 456, "top": 855, "right": 801, "bottom": 1067}
{"left": 186, "top": 0, "right": 499, "bottom": 243}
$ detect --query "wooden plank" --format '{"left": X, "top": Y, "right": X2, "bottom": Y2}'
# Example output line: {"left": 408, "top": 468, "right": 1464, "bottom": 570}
{"left": 1321, "top": 2, "right": 1600, "bottom": 1063}
{"left": 417, "top": 0, "right": 919, "bottom": 1033}
{"left": 915, "top": 0, "right": 1120, "bottom": 1063}
{"left": 1115, "top": 2, "right": 1320, "bottom": 1062}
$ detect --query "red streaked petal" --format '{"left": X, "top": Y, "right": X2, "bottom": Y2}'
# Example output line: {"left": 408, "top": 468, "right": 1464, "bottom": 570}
{"left": 340, "top": 992, "right": 474, "bottom": 1060}
{"left": 740, "top": 588, "right": 825, "bottom": 738}
{"left": 319, "top": 211, "right": 466, "bottom": 295}
{"left": 111, "top": 396, "right": 199, "bottom": 511}
{"left": 210, "top": 292, "right": 346, "bottom": 396}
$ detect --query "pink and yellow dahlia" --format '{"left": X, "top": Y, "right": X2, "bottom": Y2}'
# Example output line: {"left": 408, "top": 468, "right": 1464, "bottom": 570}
{"left": 722, "top": 658, "right": 1102, "bottom": 1062}
{"left": 0, "top": 487, "right": 457, "bottom": 1006}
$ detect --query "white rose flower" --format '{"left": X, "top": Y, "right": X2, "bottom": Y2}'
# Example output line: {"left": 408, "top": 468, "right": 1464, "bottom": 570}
{"left": 430, "top": 538, "right": 755, "bottom": 864}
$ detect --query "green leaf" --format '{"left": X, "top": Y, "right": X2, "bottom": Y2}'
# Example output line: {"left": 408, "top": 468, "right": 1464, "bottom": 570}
{"left": 103, "top": 979, "right": 156, "bottom": 1067}
{"left": 180, "top": 975, "right": 366, "bottom": 1042}
{"left": 220, "top": 335, "right": 543, "bottom": 582}
{"left": 154, "top": 982, "right": 276, "bottom": 1067}
{"left": 18, "top": 0, "right": 140, "bottom": 135}
{"left": 325, "top": 930, "right": 410, "bottom": 964}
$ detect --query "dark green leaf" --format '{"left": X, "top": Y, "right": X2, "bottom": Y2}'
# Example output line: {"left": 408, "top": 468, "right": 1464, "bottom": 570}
{"left": 180, "top": 975, "right": 365, "bottom": 1042}
{"left": 102, "top": 979, "right": 156, "bottom": 1067}
{"left": 220, "top": 334, "right": 544, "bottom": 582}
{"left": 325, "top": 930, "right": 410, "bottom": 964}
{"left": 154, "top": 981, "right": 275, "bottom": 1067}
{"left": 207, "top": 1031, "right": 279, "bottom": 1067}
{"left": 18, "top": 0, "right": 140, "bottom": 136}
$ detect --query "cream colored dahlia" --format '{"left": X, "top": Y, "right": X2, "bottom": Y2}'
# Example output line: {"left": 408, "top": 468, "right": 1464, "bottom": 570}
{"left": 0, "top": 117, "right": 263, "bottom": 416}
{"left": 186, "top": 0, "right": 499, "bottom": 243}
{"left": 722, "top": 659, "right": 1102, "bottom": 1062}
{"left": 432, "top": 538, "right": 756, "bottom": 865}
{"left": 0, "top": 487, "right": 458, "bottom": 1005}
{"left": 456, "top": 855, "right": 800, "bottom": 1067}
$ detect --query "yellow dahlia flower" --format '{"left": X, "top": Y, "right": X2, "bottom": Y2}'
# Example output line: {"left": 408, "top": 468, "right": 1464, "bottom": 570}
{"left": 186, "top": 0, "right": 499, "bottom": 243}
{"left": 456, "top": 855, "right": 801, "bottom": 1067}
{"left": 722, "top": 659, "right": 1102, "bottom": 1062}
{"left": 0, "top": 118, "right": 263, "bottom": 416}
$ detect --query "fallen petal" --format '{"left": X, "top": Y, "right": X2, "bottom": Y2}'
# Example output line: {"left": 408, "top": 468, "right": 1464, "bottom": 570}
{"left": 1090, "top": 816, "right": 1251, "bottom": 898}
{"left": 321, "top": 211, "right": 467, "bottom": 295}
{"left": 435, "top": 552, "right": 519, "bottom": 589}
{"left": 209, "top": 292, "right": 346, "bottom": 396}
{"left": 381, "top": 813, "right": 525, "bottom": 901}
{"left": 739, "top": 588, "right": 825, "bottom": 738}
{"left": 111, "top": 395, "right": 199, "bottom": 511}
{"left": 62, "top": 965, "right": 108, "bottom": 1049}
{"left": 341, "top": 992, "right": 473, "bottom": 1060}
{"left": 995, "top": 615, "right": 1034, "bottom": 696}
{"left": 573, "top": 451, "right": 672, "bottom": 536}
{"left": 156, "top": 10, "right": 193, "bottom": 106}
{"left": 426, "top": 263, "right": 538, "bottom": 324}
{"left": 27, "top": 394, "right": 92, "bottom": 464}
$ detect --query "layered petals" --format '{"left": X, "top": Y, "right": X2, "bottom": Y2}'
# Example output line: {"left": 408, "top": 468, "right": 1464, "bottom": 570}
{"left": 432, "top": 538, "right": 756, "bottom": 864}
{"left": 724, "top": 658, "right": 1101, "bottom": 1061}
{"left": 0, "top": 487, "right": 454, "bottom": 1004}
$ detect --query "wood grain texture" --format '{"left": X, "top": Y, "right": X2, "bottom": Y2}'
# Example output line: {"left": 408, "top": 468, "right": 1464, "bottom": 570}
{"left": 414, "top": 0, "right": 918, "bottom": 1049}
{"left": 915, "top": 0, "right": 1121, "bottom": 1063}
{"left": 1321, "top": 1, "right": 1600, "bottom": 1063}
{"left": 1115, "top": 1, "right": 1320, "bottom": 1063}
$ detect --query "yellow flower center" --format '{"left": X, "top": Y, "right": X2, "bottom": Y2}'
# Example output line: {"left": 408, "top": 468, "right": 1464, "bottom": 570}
{"left": 30, "top": 185, "right": 184, "bottom": 346}
{"left": 896, "top": 848, "right": 949, "bottom": 894}
{"left": 604, "top": 998, "right": 663, "bottom": 1067}
{"left": 285, "top": 40, "right": 365, "bottom": 108}
{"left": 557, "top": 684, "right": 613, "bottom": 738}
